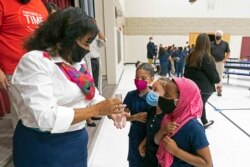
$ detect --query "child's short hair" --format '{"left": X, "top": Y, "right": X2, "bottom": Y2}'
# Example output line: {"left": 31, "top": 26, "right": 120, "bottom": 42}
{"left": 136, "top": 63, "right": 154, "bottom": 77}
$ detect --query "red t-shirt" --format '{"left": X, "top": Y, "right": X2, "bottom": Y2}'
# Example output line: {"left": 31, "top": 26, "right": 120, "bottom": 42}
{"left": 0, "top": 0, "right": 48, "bottom": 74}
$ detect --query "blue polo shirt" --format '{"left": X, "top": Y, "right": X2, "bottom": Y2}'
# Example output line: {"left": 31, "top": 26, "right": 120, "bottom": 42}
{"left": 171, "top": 119, "right": 209, "bottom": 167}
{"left": 123, "top": 90, "right": 151, "bottom": 164}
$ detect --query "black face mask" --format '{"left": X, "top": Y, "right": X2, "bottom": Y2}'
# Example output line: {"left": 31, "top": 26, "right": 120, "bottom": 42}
{"left": 72, "top": 44, "right": 90, "bottom": 62}
{"left": 158, "top": 96, "right": 177, "bottom": 114}
{"left": 20, "top": 0, "right": 30, "bottom": 4}
{"left": 215, "top": 36, "right": 221, "bottom": 40}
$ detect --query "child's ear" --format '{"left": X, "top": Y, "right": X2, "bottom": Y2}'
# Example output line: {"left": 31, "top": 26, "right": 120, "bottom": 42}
{"left": 150, "top": 77, "right": 154, "bottom": 83}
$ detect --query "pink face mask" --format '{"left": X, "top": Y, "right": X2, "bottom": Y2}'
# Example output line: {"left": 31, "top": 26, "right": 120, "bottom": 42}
{"left": 134, "top": 79, "right": 148, "bottom": 91}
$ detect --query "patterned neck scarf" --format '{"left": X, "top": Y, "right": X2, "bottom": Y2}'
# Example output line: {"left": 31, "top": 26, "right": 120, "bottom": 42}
{"left": 43, "top": 52, "right": 95, "bottom": 100}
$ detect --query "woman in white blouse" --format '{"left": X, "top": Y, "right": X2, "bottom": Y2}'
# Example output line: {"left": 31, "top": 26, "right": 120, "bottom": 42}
{"left": 11, "top": 7, "right": 124, "bottom": 167}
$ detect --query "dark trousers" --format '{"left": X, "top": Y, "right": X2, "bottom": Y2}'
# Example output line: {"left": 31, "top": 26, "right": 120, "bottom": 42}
{"left": 91, "top": 58, "right": 99, "bottom": 88}
{"left": 201, "top": 93, "right": 212, "bottom": 125}
{"left": 176, "top": 62, "right": 184, "bottom": 77}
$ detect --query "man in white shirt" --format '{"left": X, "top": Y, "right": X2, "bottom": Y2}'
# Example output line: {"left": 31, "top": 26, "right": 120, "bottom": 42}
{"left": 84, "top": 30, "right": 106, "bottom": 123}
{"left": 90, "top": 31, "right": 106, "bottom": 90}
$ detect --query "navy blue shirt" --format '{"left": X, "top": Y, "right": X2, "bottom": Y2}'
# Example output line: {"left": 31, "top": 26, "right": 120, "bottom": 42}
{"left": 147, "top": 41, "right": 156, "bottom": 59}
{"left": 159, "top": 52, "right": 170, "bottom": 64}
{"left": 171, "top": 119, "right": 209, "bottom": 167}
{"left": 144, "top": 107, "right": 165, "bottom": 167}
{"left": 123, "top": 90, "right": 151, "bottom": 164}
{"left": 175, "top": 51, "right": 186, "bottom": 64}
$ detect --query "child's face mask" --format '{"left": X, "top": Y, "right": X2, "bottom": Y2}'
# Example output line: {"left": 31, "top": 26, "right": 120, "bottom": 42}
{"left": 146, "top": 91, "right": 159, "bottom": 106}
{"left": 134, "top": 79, "right": 148, "bottom": 91}
{"left": 158, "top": 97, "right": 178, "bottom": 114}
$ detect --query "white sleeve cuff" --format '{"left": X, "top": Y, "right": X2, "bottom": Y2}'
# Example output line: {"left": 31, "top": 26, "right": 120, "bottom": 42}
{"left": 89, "top": 88, "right": 105, "bottom": 105}
{"left": 50, "top": 106, "right": 74, "bottom": 133}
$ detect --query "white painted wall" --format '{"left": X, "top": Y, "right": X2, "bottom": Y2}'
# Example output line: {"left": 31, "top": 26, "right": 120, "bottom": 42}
{"left": 125, "top": 35, "right": 187, "bottom": 63}
{"left": 124, "top": 0, "right": 250, "bottom": 18}
{"left": 125, "top": 35, "right": 241, "bottom": 63}
{"left": 118, "top": 0, "right": 126, "bottom": 13}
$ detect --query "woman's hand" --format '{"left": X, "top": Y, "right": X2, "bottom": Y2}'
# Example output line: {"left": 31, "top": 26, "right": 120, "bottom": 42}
{"left": 162, "top": 136, "right": 180, "bottom": 155}
{"left": 73, "top": 98, "right": 125, "bottom": 125}
{"left": 95, "top": 98, "right": 125, "bottom": 116}
{"left": 111, "top": 112, "right": 128, "bottom": 129}
{"left": 0, "top": 69, "right": 9, "bottom": 90}
{"left": 216, "top": 84, "right": 222, "bottom": 93}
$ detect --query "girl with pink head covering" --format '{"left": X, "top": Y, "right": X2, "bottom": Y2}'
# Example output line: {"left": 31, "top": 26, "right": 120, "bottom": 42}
{"left": 154, "top": 77, "right": 213, "bottom": 167}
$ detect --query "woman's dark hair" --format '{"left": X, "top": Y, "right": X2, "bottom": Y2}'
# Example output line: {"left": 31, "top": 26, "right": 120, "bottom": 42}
{"left": 24, "top": 7, "right": 98, "bottom": 63}
{"left": 166, "top": 46, "right": 172, "bottom": 52}
{"left": 158, "top": 47, "right": 166, "bottom": 56}
{"left": 20, "top": 0, "right": 30, "bottom": 4}
{"left": 185, "top": 33, "right": 214, "bottom": 67}
{"left": 45, "top": 2, "right": 60, "bottom": 15}
{"left": 136, "top": 63, "right": 154, "bottom": 77}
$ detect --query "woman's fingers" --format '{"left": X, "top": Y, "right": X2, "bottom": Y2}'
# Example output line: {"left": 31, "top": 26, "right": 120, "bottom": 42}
{"left": 113, "top": 104, "right": 126, "bottom": 113}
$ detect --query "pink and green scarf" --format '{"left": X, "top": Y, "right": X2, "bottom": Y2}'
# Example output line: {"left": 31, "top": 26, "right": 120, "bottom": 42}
{"left": 44, "top": 52, "right": 95, "bottom": 100}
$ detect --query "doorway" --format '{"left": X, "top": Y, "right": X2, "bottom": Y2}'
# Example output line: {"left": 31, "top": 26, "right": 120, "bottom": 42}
{"left": 208, "top": 34, "right": 215, "bottom": 42}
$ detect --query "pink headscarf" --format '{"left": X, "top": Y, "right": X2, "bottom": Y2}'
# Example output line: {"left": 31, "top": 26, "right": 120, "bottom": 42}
{"left": 156, "top": 77, "right": 203, "bottom": 167}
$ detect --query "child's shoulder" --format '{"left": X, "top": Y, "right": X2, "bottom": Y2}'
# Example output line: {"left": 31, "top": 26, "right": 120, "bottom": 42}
{"left": 126, "top": 89, "right": 138, "bottom": 96}
{"left": 124, "top": 90, "right": 138, "bottom": 100}
{"left": 183, "top": 119, "right": 204, "bottom": 132}
{"left": 186, "top": 118, "right": 202, "bottom": 126}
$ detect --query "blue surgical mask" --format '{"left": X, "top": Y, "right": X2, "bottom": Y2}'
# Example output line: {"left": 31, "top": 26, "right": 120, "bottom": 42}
{"left": 146, "top": 91, "right": 159, "bottom": 106}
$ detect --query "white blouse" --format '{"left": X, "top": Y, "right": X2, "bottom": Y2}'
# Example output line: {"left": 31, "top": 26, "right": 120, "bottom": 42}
{"left": 11, "top": 51, "right": 105, "bottom": 133}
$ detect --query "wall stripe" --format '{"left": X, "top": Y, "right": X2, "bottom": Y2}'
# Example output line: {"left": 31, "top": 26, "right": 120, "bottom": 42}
{"left": 124, "top": 17, "right": 250, "bottom": 36}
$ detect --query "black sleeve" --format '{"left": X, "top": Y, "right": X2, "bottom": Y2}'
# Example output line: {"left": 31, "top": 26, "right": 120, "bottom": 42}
{"left": 225, "top": 42, "right": 230, "bottom": 53}
{"left": 202, "top": 55, "right": 220, "bottom": 84}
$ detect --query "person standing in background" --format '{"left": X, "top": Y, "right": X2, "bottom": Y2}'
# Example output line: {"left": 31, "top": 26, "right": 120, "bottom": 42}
{"left": 210, "top": 30, "right": 230, "bottom": 96}
{"left": 154, "top": 44, "right": 158, "bottom": 65}
{"left": 84, "top": 28, "right": 106, "bottom": 125}
{"left": 185, "top": 33, "right": 220, "bottom": 129}
{"left": 158, "top": 47, "right": 170, "bottom": 76}
{"left": 0, "top": 0, "right": 48, "bottom": 126}
{"left": 90, "top": 30, "right": 106, "bottom": 90}
{"left": 174, "top": 47, "right": 186, "bottom": 77}
{"left": 147, "top": 37, "right": 156, "bottom": 65}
